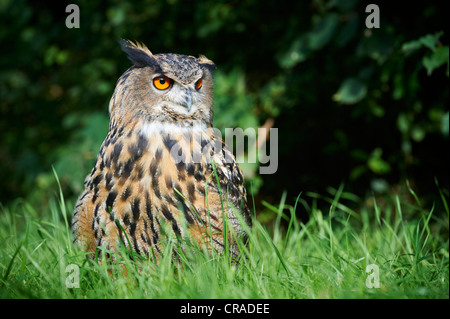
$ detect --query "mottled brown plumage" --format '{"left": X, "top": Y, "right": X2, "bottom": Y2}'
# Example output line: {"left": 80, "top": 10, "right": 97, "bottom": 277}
{"left": 72, "top": 40, "right": 251, "bottom": 261}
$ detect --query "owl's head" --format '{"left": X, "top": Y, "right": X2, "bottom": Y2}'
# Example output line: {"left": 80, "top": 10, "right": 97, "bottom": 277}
{"left": 109, "top": 39, "right": 216, "bottom": 128}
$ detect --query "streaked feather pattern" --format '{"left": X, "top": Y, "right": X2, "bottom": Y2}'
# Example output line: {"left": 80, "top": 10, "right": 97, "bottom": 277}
{"left": 72, "top": 40, "right": 251, "bottom": 261}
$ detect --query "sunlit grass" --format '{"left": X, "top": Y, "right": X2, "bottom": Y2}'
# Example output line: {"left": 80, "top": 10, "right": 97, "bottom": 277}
{"left": 0, "top": 182, "right": 448, "bottom": 299}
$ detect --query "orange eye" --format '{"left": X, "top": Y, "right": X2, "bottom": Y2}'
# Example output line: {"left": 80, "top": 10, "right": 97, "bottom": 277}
{"left": 195, "top": 78, "right": 203, "bottom": 90}
{"left": 153, "top": 76, "right": 172, "bottom": 90}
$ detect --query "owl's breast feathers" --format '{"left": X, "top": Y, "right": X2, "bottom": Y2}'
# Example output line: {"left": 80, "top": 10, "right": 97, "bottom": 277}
{"left": 72, "top": 121, "right": 251, "bottom": 259}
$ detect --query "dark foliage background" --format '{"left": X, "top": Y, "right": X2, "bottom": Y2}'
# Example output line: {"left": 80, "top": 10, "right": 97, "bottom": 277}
{"left": 0, "top": 0, "right": 448, "bottom": 219}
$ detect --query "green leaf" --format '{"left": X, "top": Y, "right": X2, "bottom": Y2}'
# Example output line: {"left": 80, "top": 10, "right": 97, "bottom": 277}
{"left": 279, "top": 13, "right": 340, "bottom": 68}
{"left": 333, "top": 78, "right": 367, "bottom": 104}
{"left": 402, "top": 31, "right": 444, "bottom": 53}
{"left": 367, "top": 148, "right": 391, "bottom": 174}
{"left": 350, "top": 165, "right": 367, "bottom": 181}
{"left": 398, "top": 113, "right": 413, "bottom": 133}
{"left": 411, "top": 126, "right": 425, "bottom": 142}
{"left": 420, "top": 31, "right": 444, "bottom": 51}
{"left": 401, "top": 39, "right": 423, "bottom": 52}
{"left": 423, "top": 46, "right": 449, "bottom": 76}
{"left": 279, "top": 36, "right": 309, "bottom": 69}
{"left": 308, "top": 13, "right": 339, "bottom": 50}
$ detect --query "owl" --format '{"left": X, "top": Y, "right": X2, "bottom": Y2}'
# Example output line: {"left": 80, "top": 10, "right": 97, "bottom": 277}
{"left": 72, "top": 40, "right": 252, "bottom": 262}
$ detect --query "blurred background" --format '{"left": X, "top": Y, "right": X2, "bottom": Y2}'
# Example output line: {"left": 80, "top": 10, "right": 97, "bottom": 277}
{"left": 0, "top": 0, "right": 448, "bottom": 222}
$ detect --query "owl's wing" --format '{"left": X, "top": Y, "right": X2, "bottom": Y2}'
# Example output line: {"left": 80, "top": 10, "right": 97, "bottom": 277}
{"left": 201, "top": 135, "right": 252, "bottom": 231}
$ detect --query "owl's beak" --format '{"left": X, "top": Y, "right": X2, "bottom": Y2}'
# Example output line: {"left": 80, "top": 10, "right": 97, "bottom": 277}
{"left": 182, "top": 88, "right": 193, "bottom": 112}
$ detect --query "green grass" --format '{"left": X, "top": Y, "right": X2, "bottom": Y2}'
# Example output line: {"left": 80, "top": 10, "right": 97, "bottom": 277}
{"left": 0, "top": 183, "right": 448, "bottom": 299}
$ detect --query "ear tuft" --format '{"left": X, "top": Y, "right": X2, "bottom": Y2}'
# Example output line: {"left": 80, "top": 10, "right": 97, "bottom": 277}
{"left": 198, "top": 54, "right": 216, "bottom": 72}
{"left": 119, "top": 39, "right": 157, "bottom": 68}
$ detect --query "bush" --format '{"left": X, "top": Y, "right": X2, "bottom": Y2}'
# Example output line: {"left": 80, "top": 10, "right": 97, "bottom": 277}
{"left": 0, "top": 1, "right": 448, "bottom": 217}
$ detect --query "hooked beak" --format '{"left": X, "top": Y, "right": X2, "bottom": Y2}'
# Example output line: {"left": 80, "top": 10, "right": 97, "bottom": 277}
{"left": 182, "top": 88, "right": 193, "bottom": 112}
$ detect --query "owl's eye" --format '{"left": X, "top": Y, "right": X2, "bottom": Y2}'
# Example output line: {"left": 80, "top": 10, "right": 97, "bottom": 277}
{"left": 153, "top": 76, "right": 172, "bottom": 90}
{"left": 195, "top": 78, "right": 203, "bottom": 90}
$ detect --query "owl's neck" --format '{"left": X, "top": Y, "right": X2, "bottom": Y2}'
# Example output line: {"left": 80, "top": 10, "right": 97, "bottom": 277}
{"left": 139, "top": 121, "right": 208, "bottom": 137}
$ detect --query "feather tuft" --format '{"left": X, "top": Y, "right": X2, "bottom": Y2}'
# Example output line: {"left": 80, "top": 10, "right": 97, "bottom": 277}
{"left": 119, "top": 39, "right": 157, "bottom": 68}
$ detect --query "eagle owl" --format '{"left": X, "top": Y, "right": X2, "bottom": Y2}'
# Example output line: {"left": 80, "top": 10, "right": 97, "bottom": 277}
{"left": 72, "top": 40, "right": 252, "bottom": 261}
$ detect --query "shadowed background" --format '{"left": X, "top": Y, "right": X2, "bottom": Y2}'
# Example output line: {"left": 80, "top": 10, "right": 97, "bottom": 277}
{"left": 0, "top": 0, "right": 448, "bottom": 222}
